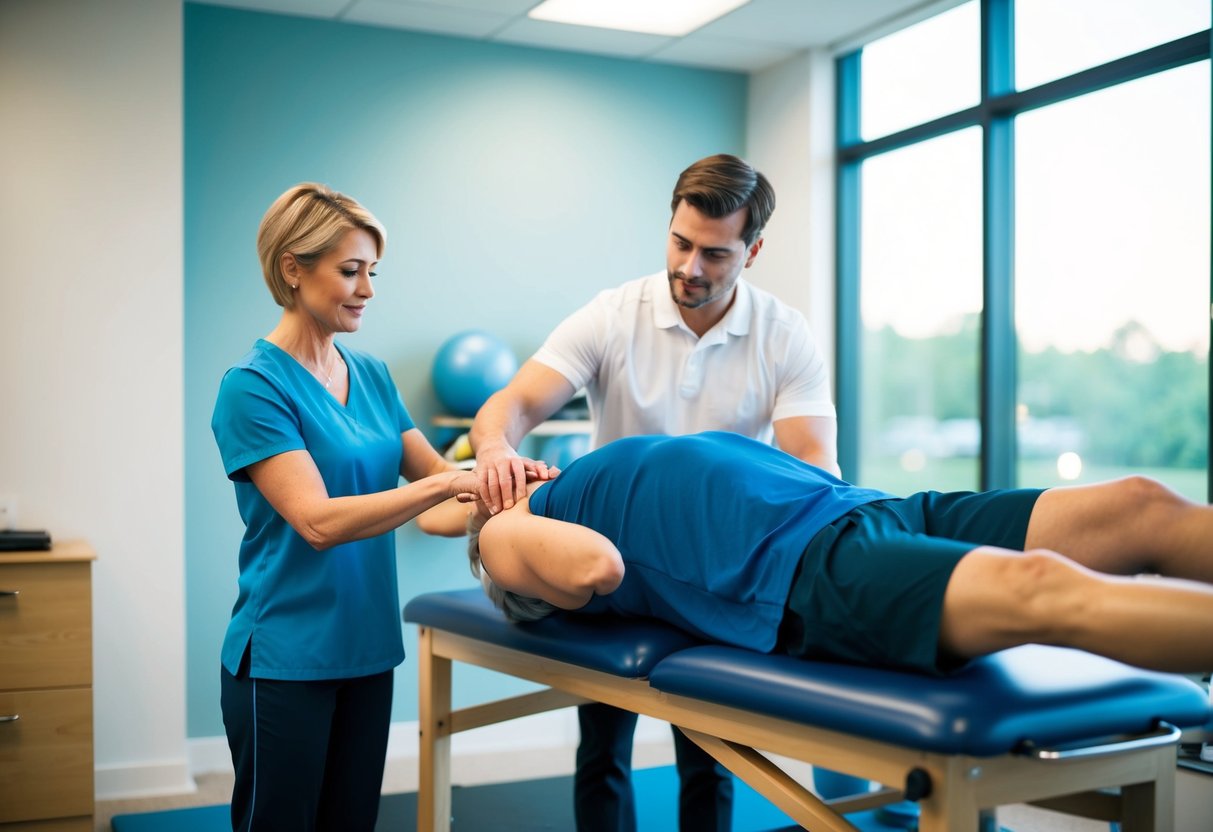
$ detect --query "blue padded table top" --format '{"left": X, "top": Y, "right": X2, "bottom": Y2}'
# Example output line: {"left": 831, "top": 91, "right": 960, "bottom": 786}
{"left": 403, "top": 588, "right": 703, "bottom": 678}
{"left": 649, "top": 644, "right": 1211, "bottom": 757}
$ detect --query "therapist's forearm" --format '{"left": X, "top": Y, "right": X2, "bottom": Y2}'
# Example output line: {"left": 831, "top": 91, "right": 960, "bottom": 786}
{"left": 471, "top": 392, "right": 536, "bottom": 455}
{"left": 300, "top": 474, "right": 467, "bottom": 550}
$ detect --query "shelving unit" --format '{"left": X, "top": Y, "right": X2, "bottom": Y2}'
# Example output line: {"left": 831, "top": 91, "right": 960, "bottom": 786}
{"left": 431, "top": 416, "right": 591, "bottom": 437}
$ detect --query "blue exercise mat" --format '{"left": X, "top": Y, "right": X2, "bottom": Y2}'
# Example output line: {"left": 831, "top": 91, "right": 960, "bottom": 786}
{"left": 110, "top": 765, "right": 911, "bottom": 831}
{"left": 111, "top": 802, "right": 228, "bottom": 832}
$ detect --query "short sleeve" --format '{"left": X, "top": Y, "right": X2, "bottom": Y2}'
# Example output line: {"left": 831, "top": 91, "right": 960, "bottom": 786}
{"left": 771, "top": 321, "right": 836, "bottom": 421}
{"left": 395, "top": 393, "right": 415, "bottom": 433}
{"left": 211, "top": 367, "right": 306, "bottom": 482}
{"left": 530, "top": 295, "right": 610, "bottom": 391}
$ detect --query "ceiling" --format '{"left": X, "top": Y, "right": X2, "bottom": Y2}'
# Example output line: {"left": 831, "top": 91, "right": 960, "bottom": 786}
{"left": 196, "top": 0, "right": 955, "bottom": 72}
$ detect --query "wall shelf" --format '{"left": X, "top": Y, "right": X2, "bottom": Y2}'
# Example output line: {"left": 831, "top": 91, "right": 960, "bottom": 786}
{"left": 432, "top": 417, "right": 591, "bottom": 437}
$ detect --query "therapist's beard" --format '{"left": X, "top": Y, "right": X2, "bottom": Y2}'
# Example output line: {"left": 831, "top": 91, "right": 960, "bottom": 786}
{"left": 667, "top": 270, "right": 733, "bottom": 310}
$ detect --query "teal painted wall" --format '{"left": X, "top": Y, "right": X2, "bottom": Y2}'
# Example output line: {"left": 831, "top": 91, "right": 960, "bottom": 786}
{"left": 184, "top": 3, "right": 747, "bottom": 737}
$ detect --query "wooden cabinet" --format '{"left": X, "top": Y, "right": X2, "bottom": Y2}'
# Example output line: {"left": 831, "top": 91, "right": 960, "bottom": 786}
{"left": 0, "top": 541, "right": 95, "bottom": 831}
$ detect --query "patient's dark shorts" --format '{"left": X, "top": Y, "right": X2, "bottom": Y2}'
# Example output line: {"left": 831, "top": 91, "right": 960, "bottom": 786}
{"left": 777, "top": 488, "right": 1044, "bottom": 675}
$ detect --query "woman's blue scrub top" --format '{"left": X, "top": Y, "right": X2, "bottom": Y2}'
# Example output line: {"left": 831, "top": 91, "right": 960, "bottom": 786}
{"left": 212, "top": 339, "right": 413, "bottom": 680}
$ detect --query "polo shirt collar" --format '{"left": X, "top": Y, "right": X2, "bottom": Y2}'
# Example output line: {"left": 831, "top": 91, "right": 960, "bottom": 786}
{"left": 720, "top": 278, "right": 753, "bottom": 337}
{"left": 651, "top": 272, "right": 683, "bottom": 330}
{"left": 650, "top": 272, "right": 754, "bottom": 340}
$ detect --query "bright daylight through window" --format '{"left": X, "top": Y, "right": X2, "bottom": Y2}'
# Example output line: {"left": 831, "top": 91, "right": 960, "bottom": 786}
{"left": 839, "top": 0, "right": 1211, "bottom": 501}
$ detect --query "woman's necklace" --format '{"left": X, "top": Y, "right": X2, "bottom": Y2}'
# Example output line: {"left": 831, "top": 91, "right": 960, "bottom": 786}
{"left": 309, "top": 350, "right": 340, "bottom": 388}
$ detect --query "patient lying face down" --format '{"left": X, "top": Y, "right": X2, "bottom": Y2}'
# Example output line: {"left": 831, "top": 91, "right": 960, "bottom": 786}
{"left": 451, "top": 431, "right": 1213, "bottom": 677}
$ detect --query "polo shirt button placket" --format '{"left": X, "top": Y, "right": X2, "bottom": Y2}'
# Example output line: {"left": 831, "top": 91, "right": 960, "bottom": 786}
{"left": 680, "top": 351, "right": 705, "bottom": 397}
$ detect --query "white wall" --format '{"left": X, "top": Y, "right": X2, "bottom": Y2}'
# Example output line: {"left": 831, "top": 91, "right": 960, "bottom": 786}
{"left": 747, "top": 49, "right": 837, "bottom": 374}
{"left": 0, "top": 0, "right": 189, "bottom": 798}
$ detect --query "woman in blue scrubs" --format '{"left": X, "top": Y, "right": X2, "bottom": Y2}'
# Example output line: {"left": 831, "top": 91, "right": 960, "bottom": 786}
{"left": 211, "top": 183, "right": 508, "bottom": 831}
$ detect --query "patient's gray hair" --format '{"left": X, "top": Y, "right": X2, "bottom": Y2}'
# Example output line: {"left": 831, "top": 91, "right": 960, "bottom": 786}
{"left": 467, "top": 515, "right": 557, "bottom": 623}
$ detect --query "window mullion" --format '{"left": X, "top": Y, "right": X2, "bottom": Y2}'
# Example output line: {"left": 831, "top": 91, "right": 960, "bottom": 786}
{"left": 981, "top": 0, "right": 1017, "bottom": 490}
{"left": 836, "top": 50, "right": 862, "bottom": 481}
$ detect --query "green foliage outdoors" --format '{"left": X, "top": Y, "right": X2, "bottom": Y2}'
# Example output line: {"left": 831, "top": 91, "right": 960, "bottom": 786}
{"left": 859, "top": 315, "right": 1208, "bottom": 502}
{"left": 864, "top": 456, "right": 1207, "bottom": 502}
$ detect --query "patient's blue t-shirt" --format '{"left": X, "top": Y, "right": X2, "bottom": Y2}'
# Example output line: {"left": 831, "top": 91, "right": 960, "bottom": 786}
{"left": 211, "top": 339, "right": 413, "bottom": 680}
{"left": 527, "top": 432, "right": 891, "bottom": 651}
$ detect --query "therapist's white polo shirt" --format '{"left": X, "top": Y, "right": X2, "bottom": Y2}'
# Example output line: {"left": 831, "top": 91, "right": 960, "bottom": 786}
{"left": 531, "top": 271, "right": 835, "bottom": 450}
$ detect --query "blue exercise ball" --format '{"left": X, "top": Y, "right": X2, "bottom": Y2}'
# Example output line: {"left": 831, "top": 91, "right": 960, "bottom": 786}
{"left": 542, "top": 433, "right": 590, "bottom": 470}
{"left": 431, "top": 330, "right": 519, "bottom": 417}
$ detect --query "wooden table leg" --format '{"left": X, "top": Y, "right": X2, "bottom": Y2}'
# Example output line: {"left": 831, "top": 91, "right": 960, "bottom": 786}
{"left": 417, "top": 626, "right": 452, "bottom": 832}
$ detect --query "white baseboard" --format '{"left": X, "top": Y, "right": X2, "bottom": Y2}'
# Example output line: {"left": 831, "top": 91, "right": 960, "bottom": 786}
{"left": 94, "top": 758, "right": 197, "bottom": 801}
{"left": 102, "top": 712, "right": 817, "bottom": 802}
{"left": 379, "top": 711, "right": 678, "bottom": 794}
{"left": 186, "top": 734, "right": 235, "bottom": 780}
{"left": 105, "top": 711, "right": 677, "bottom": 802}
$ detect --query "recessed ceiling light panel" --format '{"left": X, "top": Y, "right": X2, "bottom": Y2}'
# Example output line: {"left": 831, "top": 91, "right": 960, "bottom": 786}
{"left": 528, "top": 0, "right": 751, "bottom": 37}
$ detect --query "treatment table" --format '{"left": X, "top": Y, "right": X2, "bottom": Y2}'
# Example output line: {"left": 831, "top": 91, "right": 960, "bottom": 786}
{"left": 403, "top": 588, "right": 1210, "bottom": 831}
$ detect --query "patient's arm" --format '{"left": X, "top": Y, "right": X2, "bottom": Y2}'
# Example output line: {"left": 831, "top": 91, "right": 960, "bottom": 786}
{"left": 479, "top": 506, "right": 624, "bottom": 610}
{"left": 415, "top": 496, "right": 474, "bottom": 537}
{"left": 419, "top": 463, "right": 561, "bottom": 538}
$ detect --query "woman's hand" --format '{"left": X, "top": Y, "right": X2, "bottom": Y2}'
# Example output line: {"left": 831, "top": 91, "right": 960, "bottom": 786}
{"left": 448, "top": 469, "right": 484, "bottom": 503}
{"left": 421, "top": 464, "right": 559, "bottom": 538}
{"left": 415, "top": 470, "right": 488, "bottom": 537}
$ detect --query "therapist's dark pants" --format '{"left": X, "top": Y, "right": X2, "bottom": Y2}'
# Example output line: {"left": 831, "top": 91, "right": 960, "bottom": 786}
{"left": 221, "top": 661, "right": 393, "bottom": 832}
{"left": 574, "top": 702, "right": 733, "bottom": 832}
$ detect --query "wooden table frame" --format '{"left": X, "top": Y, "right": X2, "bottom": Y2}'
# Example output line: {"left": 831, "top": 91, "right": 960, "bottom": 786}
{"left": 415, "top": 625, "right": 1179, "bottom": 832}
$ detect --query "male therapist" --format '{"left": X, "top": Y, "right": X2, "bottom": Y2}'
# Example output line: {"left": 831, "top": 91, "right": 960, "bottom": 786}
{"left": 471, "top": 153, "right": 839, "bottom": 832}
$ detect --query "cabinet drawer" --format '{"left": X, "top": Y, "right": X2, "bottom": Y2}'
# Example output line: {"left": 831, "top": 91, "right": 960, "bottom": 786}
{"left": 0, "top": 687, "right": 93, "bottom": 823}
{"left": 0, "top": 563, "right": 91, "bottom": 689}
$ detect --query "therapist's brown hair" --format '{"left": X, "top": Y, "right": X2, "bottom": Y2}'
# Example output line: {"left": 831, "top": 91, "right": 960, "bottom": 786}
{"left": 670, "top": 154, "right": 775, "bottom": 247}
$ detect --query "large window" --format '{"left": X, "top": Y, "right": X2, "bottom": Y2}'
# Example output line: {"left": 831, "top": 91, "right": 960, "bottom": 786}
{"left": 860, "top": 129, "right": 983, "bottom": 494}
{"left": 860, "top": 2, "right": 980, "bottom": 140}
{"left": 837, "top": 0, "right": 1211, "bottom": 499}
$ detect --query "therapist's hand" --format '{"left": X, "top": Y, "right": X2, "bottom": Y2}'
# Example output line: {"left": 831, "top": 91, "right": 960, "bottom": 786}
{"left": 475, "top": 442, "right": 552, "bottom": 514}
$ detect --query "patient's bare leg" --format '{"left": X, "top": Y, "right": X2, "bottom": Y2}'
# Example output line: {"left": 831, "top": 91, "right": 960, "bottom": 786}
{"left": 938, "top": 546, "right": 1213, "bottom": 672}
{"left": 1025, "top": 476, "right": 1213, "bottom": 581}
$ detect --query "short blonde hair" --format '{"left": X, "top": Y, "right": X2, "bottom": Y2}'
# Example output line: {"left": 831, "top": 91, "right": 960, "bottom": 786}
{"left": 257, "top": 183, "right": 387, "bottom": 308}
